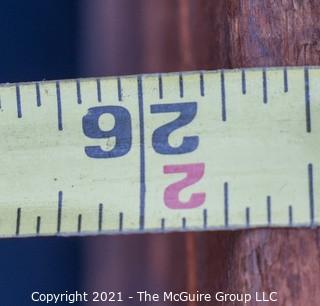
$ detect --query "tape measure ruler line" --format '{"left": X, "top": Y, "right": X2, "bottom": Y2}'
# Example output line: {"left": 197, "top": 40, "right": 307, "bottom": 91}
{"left": 0, "top": 66, "right": 319, "bottom": 238}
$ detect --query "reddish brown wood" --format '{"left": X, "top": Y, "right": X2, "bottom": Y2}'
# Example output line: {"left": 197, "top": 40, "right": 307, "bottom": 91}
{"left": 82, "top": 1, "right": 320, "bottom": 305}
{"left": 226, "top": 0, "right": 320, "bottom": 67}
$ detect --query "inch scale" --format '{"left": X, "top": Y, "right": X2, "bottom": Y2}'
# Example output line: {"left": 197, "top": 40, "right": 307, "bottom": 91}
{"left": 0, "top": 66, "right": 319, "bottom": 238}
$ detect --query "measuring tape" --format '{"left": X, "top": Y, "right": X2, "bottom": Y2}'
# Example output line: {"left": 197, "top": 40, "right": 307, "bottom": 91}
{"left": 0, "top": 66, "right": 319, "bottom": 238}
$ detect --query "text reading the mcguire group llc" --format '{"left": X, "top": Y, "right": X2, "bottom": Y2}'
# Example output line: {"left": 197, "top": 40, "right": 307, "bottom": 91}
{"left": 30, "top": 290, "right": 278, "bottom": 304}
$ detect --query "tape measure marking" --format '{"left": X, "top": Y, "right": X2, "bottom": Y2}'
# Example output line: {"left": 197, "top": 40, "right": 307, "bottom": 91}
{"left": 16, "top": 207, "right": 21, "bottom": 235}
{"left": 36, "top": 82, "right": 42, "bottom": 106}
{"left": 98, "top": 203, "right": 103, "bottom": 232}
{"left": 56, "top": 81, "right": 63, "bottom": 131}
{"left": 224, "top": 182, "right": 229, "bottom": 227}
{"left": 304, "top": 67, "right": 311, "bottom": 133}
{"left": 36, "top": 215, "right": 41, "bottom": 235}
{"left": 1, "top": 66, "right": 320, "bottom": 237}
{"left": 241, "top": 69, "right": 246, "bottom": 94}
{"left": 16, "top": 84, "right": 22, "bottom": 118}
{"left": 267, "top": 195, "right": 271, "bottom": 225}
{"left": 179, "top": 73, "right": 184, "bottom": 98}
{"left": 245, "top": 207, "right": 250, "bottom": 227}
{"left": 262, "top": 68, "right": 268, "bottom": 104}
{"left": 117, "top": 77, "right": 122, "bottom": 102}
{"left": 138, "top": 76, "right": 146, "bottom": 231}
{"left": 158, "top": 74, "right": 163, "bottom": 99}
{"left": 160, "top": 217, "right": 164, "bottom": 230}
{"left": 202, "top": 208, "right": 206, "bottom": 229}
{"left": 77, "top": 214, "right": 81, "bottom": 233}
{"left": 76, "top": 79, "right": 82, "bottom": 105}
{"left": 308, "top": 163, "right": 314, "bottom": 225}
{"left": 96, "top": 78, "right": 102, "bottom": 103}
{"left": 283, "top": 67, "right": 288, "bottom": 92}
{"left": 288, "top": 205, "right": 293, "bottom": 225}
{"left": 119, "top": 212, "right": 124, "bottom": 232}
{"left": 220, "top": 70, "right": 226, "bottom": 121}
{"left": 57, "top": 190, "right": 63, "bottom": 233}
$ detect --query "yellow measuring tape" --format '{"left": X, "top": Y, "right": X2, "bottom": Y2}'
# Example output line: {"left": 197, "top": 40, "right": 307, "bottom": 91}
{"left": 0, "top": 67, "right": 319, "bottom": 238}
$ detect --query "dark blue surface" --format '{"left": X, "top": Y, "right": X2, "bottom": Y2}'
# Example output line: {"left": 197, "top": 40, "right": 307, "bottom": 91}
{"left": 0, "top": 237, "right": 81, "bottom": 304}
{"left": 0, "top": 1, "right": 78, "bottom": 82}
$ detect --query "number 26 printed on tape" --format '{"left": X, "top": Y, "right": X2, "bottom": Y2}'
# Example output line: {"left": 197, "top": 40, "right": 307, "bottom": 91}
{"left": 82, "top": 102, "right": 205, "bottom": 210}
